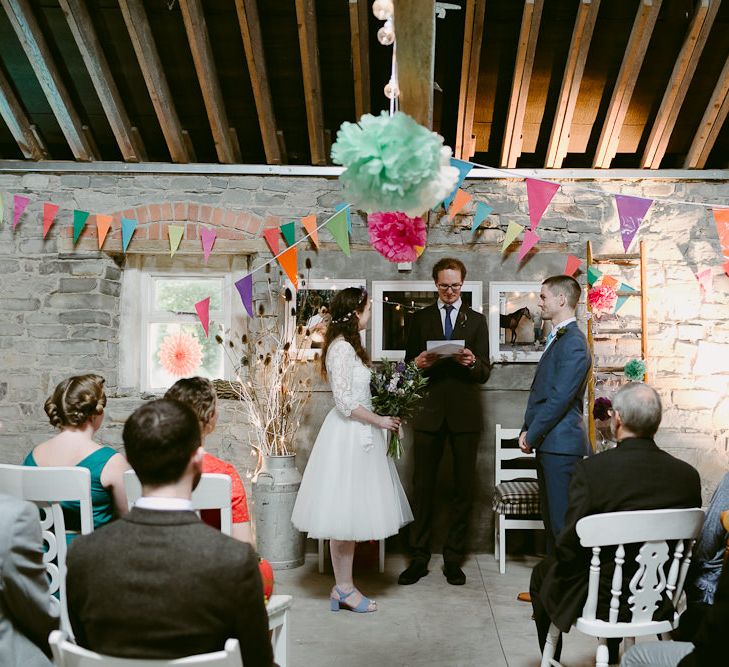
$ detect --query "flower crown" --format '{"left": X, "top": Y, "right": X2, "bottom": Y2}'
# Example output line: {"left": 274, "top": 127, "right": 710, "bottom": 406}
{"left": 330, "top": 287, "right": 368, "bottom": 325}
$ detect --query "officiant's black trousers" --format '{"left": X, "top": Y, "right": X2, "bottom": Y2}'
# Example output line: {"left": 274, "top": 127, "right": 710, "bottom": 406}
{"left": 409, "top": 426, "right": 479, "bottom": 565}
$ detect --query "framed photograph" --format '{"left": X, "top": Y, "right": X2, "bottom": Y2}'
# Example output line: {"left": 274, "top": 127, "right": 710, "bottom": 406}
{"left": 371, "top": 280, "right": 483, "bottom": 360}
{"left": 488, "top": 281, "right": 546, "bottom": 363}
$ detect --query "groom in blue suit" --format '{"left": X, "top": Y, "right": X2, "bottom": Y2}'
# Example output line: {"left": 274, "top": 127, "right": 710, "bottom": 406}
{"left": 519, "top": 275, "right": 591, "bottom": 554}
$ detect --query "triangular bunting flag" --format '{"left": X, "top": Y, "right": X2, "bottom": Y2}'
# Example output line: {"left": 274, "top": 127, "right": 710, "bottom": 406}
{"left": 326, "top": 209, "right": 350, "bottom": 256}
{"left": 564, "top": 255, "right": 582, "bottom": 276}
{"left": 277, "top": 246, "right": 298, "bottom": 289}
{"left": 444, "top": 158, "right": 473, "bottom": 209}
{"left": 13, "top": 195, "right": 30, "bottom": 230}
{"left": 472, "top": 202, "right": 493, "bottom": 234}
{"left": 121, "top": 217, "right": 137, "bottom": 253}
{"left": 724, "top": 261, "right": 729, "bottom": 277}
{"left": 712, "top": 208, "right": 729, "bottom": 264}
{"left": 200, "top": 228, "right": 217, "bottom": 263}
{"left": 615, "top": 194, "right": 652, "bottom": 252}
{"left": 696, "top": 268, "right": 713, "bottom": 295}
{"left": 168, "top": 224, "right": 184, "bottom": 257}
{"left": 335, "top": 203, "right": 352, "bottom": 234}
{"left": 587, "top": 265, "right": 602, "bottom": 286}
{"left": 235, "top": 274, "right": 254, "bottom": 317}
{"left": 263, "top": 227, "right": 281, "bottom": 256}
{"left": 447, "top": 189, "right": 472, "bottom": 221}
{"left": 73, "top": 210, "right": 90, "bottom": 244}
{"left": 96, "top": 215, "right": 112, "bottom": 249}
{"left": 517, "top": 229, "right": 540, "bottom": 262}
{"left": 615, "top": 283, "right": 637, "bottom": 313}
{"left": 526, "top": 178, "right": 560, "bottom": 231}
{"left": 301, "top": 214, "right": 319, "bottom": 247}
{"left": 280, "top": 220, "right": 296, "bottom": 246}
{"left": 194, "top": 297, "right": 210, "bottom": 337}
{"left": 42, "top": 203, "right": 59, "bottom": 238}
{"left": 601, "top": 275, "right": 619, "bottom": 289}
{"left": 414, "top": 245, "right": 425, "bottom": 257}
{"left": 501, "top": 221, "right": 523, "bottom": 253}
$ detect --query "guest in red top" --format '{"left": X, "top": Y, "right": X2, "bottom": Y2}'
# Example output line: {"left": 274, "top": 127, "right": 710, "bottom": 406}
{"left": 165, "top": 377, "right": 253, "bottom": 545}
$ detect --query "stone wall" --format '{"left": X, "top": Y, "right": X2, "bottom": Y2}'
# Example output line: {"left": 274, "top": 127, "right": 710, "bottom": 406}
{"left": 1, "top": 169, "right": 727, "bottom": 552}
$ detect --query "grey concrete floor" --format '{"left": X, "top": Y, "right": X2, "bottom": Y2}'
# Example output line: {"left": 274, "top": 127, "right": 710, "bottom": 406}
{"left": 274, "top": 551, "right": 601, "bottom": 667}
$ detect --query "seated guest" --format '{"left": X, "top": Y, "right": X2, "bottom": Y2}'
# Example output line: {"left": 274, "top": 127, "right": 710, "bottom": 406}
{"left": 23, "top": 374, "right": 129, "bottom": 540}
{"left": 164, "top": 376, "right": 253, "bottom": 544}
{"left": 0, "top": 493, "right": 59, "bottom": 666}
{"left": 66, "top": 399, "right": 274, "bottom": 666}
{"left": 530, "top": 383, "right": 701, "bottom": 664}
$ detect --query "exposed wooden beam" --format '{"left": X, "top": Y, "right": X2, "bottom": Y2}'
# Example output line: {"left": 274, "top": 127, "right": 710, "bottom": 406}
{"left": 545, "top": 0, "right": 600, "bottom": 168}
{"left": 58, "top": 0, "right": 144, "bottom": 162}
{"left": 349, "top": 0, "right": 371, "bottom": 119}
{"left": 394, "top": 0, "right": 436, "bottom": 129}
{"left": 685, "top": 54, "right": 729, "bottom": 168}
{"left": 234, "top": 0, "right": 282, "bottom": 165}
{"left": 1, "top": 0, "right": 96, "bottom": 161}
{"left": 455, "top": 0, "right": 486, "bottom": 159}
{"left": 0, "top": 64, "right": 45, "bottom": 159}
{"left": 593, "top": 0, "right": 661, "bottom": 169}
{"left": 500, "top": 0, "right": 543, "bottom": 168}
{"left": 178, "top": 0, "right": 239, "bottom": 164}
{"left": 118, "top": 0, "right": 191, "bottom": 164}
{"left": 641, "top": 0, "right": 720, "bottom": 169}
{"left": 295, "top": 0, "right": 327, "bottom": 165}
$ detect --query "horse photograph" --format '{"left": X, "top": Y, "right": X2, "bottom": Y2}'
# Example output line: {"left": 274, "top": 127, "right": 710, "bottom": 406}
{"left": 490, "top": 285, "right": 546, "bottom": 359}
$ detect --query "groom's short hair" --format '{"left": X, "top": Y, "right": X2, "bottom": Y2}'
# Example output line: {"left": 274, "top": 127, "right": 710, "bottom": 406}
{"left": 543, "top": 275, "right": 581, "bottom": 309}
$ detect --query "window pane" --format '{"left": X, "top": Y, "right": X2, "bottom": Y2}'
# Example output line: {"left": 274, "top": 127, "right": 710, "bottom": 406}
{"left": 154, "top": 278, "right": 223, "bottom": 313}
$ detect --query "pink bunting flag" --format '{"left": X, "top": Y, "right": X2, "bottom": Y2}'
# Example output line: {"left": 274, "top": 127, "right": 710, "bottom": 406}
{"left": 235, "top": 274, "right": 254, "bottom": 317}
{"left": 564, "top": 255, "right": 582, "bottom": 276}
{"left": 526, "top": 178, "right": 560, "bottom": 231}
{"left": 263, "top": 227, "right": 281, "bottom": 256}
{"left": 13, "top": 195, "right": 30, "bottom": 229}
{"left": 517, "top": 229, "right": 540, "bottom": 262}
{"left": 696, "top": 268, "right": 713, "bottom": 295}
{"left": 200, "top": 228, "right": 217, "bottom": 263}
{"left": 43, "top": 203, "right": 59, "bottom": 238}
{"left": 614, "top": 195, "right": 652, "bottom": 252}
{"left": 712, "top": 208, "right": 729, "bottom": 265}
{"left": 194, "top": 297, "right": 211, "bottom": 337}
{"left": 447, "top": 189, "right": 472, "bottom": 221}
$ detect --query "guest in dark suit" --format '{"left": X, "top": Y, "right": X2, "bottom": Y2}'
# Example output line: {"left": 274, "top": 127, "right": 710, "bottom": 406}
{"left": 399, "top": 257, "right": 490, "bottom": 586}
{"left": 67, "top": 399, "right": 275, "bottom": 666}
{"left": 519, "top": 275, "right": 592, "bottom": 554}
{"left": 530, "top": 382, "right": 702, "bottom": 663}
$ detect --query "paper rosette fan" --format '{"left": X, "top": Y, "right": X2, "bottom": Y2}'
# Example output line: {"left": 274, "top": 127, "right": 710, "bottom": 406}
{"left": 587, "top": 284, "right": 618, "bottom": 316}
{"left": 158, "top": 331, "right": 203, "bottom": 377}
{"left": 367, "top": 211, "right": 426, "bottom": 262}
{"left": 331, "top": 111, "right": 459, "bottom": 216}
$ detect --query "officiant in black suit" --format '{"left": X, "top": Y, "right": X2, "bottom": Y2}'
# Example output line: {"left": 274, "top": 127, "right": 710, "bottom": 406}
{"left": 399, "top": 257, "right": 490, "bottom": 586}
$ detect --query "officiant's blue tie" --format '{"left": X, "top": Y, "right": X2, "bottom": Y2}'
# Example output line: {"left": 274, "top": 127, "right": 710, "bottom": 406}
{"left": 444, "top": 304, "right": 454, "bottom": 339}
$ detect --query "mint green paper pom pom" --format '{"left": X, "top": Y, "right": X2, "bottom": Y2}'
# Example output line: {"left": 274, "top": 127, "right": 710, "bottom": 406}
{"left": 624, "top": 359, "right": 646, "bottom": 382}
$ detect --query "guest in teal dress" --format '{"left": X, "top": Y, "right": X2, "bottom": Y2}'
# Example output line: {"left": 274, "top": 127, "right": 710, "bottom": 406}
{"left": 23, "top": 374, "right": 130, "bottom": 542}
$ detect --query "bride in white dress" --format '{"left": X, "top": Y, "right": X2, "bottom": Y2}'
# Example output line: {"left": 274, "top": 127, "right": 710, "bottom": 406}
{"left": 292, "top": 287, "right": 413, "bottom": 613}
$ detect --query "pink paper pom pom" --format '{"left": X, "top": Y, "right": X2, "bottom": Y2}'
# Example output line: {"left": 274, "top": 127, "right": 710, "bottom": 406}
{"left": 367, "top": 211, "right": 427, "bottom": 263}
{"left": 587, "top": 284, "right": 618, "bottom": 316}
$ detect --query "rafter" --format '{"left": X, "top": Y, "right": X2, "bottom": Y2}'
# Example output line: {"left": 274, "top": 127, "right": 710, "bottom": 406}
{"left": 641, "top": 0, "right": 720, "bottom": 169}
{"left": 295, "top": 0, "right": 327, "bottom": 165}
{"left": 455, "top": 0, "right": 486, "bottom": 159}
{"left": 500, "top": 0, "right": 543, "bottom": 168}
{"left": 1, "top": 0, "right": 95, "bottom": 161}
{"left": 545, "top": 0, "right": 600, "bottom": 168}
{"left": 0, "top": 64, "right": 45, "bottom": 159}
{"left": 234, "top": 0, "right": 282, "bottom": 164}
{"left": 118, "top": 0, "right": 190, "bottom": 164}
{"left": 349, "top": 0, "right": 371, "bottom": 119}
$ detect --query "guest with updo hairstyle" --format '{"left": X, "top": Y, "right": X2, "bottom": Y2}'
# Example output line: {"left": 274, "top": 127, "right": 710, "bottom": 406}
{"left": 23, "top": 374, "right": 130, "bottom": 542}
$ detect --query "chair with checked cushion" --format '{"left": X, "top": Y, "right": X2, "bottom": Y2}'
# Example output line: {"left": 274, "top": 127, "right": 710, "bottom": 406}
{"left": 492, "top": 424, "right": 543, "bottom": 573}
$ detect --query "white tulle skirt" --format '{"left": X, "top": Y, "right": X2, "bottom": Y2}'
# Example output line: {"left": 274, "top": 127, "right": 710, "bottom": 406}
{"left": 291, "top": 408, "right": 413, "bottom": 541}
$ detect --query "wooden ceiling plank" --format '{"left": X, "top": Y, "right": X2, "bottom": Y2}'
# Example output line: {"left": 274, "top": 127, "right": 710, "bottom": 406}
{"left": 58, "top": 0, "right": 142, "bottom": 162}
{"left": 500, "top": 0, "right": 544, "bottom": 168}
{"left": 395, "top": 0, "right": 436, "bottom": 129}
{"left": 118, "top": 0, "right": 190, "bottom": 164}
{"left": 1, "top": 0, "right": 96, "bottom": 160}
{"left": 349, "top": 0, "right": 371, "bottom": 119}
{"left": 641, "top": 0, "right": 720, "bottom": 169}
{"left": 0, "top": 64, "right": 45, "bottom": 159}
{"left": 593, "top": 0, "right": 661, "bottom": 169}
{"left": 295, "top": 0, "right": 327, "bottom": 165}
{"left": 545, "top": 0, "right": 600, "bottom": 168}
{"left": 179, "top": 0, "right": 238, "bottom": 164}
{"left": 684, "top": 54, "right": 729, "bottom": 168}
{"left": 234, "top": 0, "right": 282, "bottom": 165}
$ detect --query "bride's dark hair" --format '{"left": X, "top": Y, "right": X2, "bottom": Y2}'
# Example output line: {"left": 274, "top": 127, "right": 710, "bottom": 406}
{"left": 320, "top": 287, "right": 370, "bottom": 377}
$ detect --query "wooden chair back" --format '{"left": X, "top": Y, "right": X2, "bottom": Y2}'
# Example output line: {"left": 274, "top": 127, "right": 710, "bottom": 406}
{"left": 495, "top": 424, "right": 535, "bottom": 484}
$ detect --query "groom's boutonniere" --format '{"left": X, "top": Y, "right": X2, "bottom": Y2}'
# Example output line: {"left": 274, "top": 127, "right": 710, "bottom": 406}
{"left": 556, "top": 328, "right": 567, "bottom": 340}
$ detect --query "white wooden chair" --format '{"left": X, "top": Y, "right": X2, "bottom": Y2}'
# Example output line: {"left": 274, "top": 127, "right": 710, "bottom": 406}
{"left": 267, "top": 594, "right": 293, "bottom": 667}
{"left": 0, "top": 463, "right": 93, "bottom": 637}
{"left": 492, "top": 424, "right": 543, "bottom": 573}
{"left": 318, "top": 538, "right": 385, "bottom": 574}
{"left": 540, "top": 508, "right": 705, "bottom": 667}
{"left": 123, "top": 470, "right": 233, "bottom": 535}
{"left": 49, "top": 631, "right": 241, "bottom": 666}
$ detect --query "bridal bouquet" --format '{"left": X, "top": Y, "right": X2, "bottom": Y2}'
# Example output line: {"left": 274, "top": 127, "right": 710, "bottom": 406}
{"left": 370, "top": 360, "right": 429, "bottom": 459}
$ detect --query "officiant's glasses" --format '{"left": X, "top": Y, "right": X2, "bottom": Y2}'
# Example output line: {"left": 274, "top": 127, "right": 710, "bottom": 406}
{"left": 436, "top": 283, "right": 463, "bottom": 292}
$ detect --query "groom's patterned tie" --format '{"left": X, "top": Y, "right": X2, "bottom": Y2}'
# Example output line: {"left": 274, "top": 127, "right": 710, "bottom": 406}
{"left": 444, "top": 304, "right": 454, "bottom": 339}
{"left": 544, "top": 327, "right": 557, "bottom": 350}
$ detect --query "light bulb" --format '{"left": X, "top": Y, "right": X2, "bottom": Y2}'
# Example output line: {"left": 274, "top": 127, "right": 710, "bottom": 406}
{"left": 372, "top": 0, "right": 394, "bottom": 21}
{"left": 377, "top": 24, "right": 395, "bottom": 46}
{"left": 384, "top": 80, "right": 400, "bottom": 99}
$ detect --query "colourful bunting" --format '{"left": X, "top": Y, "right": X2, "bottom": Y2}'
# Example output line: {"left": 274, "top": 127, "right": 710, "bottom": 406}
{"left": 13, "top": 195, "right": 29, "bottom": 230}
{"left": 96, "top": 215, "right": 112, "bottom": 249}
{"left": 73, "top": 210, "right": 90, "bottom": 244}
{"left": 615, "top": 283, "right": 637, "bottom": 313}
{"left": 564, "top": 255, "right": 582, "bottom": 276}
{"left": 615, "top": 194, "right": 652, "bottom": 252}
{"left": 301, "top": 214, "right": 319, "bottom": 248}
{"left": 121, "top": 217, "right": 137, "bottom": 253}
{"left": 517, "top": 229, "right": 540, "bottom": 262}
{"left": 277, "top": 246, "right": 298, "bottom": 289}
{"left": 200, "top": 228, "right": 217, "bottom": 263}
{"left": 447, "top": 189, "right": 472, "bottom": 221}
{"left": 472, "top": 202, "right": 493, "bottom": 234}
{"left": 326, "top": 208, "right": 350, "bottom": 256}
{"left": 263, "top": 227, "right": 281, "bottom": 256}
{"left": 724, "top": 261, "right": 729, "bottom": 278}
{"left": 601, "top": 275, "right": 619, "bottom": 289}
{"left": 444, "top": 158, "right": 473, "bottom": 209}
{"left": 696, "top": 267, "right": 713, "bottom": 295}
{"left": 415, "top": 245, "right": 425, "bottom": 257}
{"left": 526, "top": 178, "right": 560, "bottom": 231}
{"left": 501, "top": 221, "right": 523, "bottom": 253}
{"left": 335, "top": 203, "right": 352, "bottom": 234}
{"left": 235, "top": 274, "right": 254, "bottom": 317}
{"left": 280, "top": 220, "right": 296, "bottom": 246}
{"left": 194, "top": 297, "right": 210, "bottom": 337}
{"left": 712, "top": 208, "right": 729, "bottom": 266}
{"left": 587, "top": 265, "right": 602, "bottom": 285}
{"left": 40, "top": 203, "right": 57, "bottom": 239}
{"left": 168, "top": 225, "right": 184, "bottom": 257}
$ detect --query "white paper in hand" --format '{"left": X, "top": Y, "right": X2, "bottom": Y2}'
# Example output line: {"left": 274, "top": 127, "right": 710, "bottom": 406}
{"left": 426, "top": 339, "right": 465, "bottom": 357}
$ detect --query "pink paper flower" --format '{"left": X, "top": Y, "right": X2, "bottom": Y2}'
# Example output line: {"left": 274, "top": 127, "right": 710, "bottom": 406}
{"left": 158, "top": 331, "right": 203, "bottom": 377}
{"left": 367, "top": 211, "right": 427, "bottom": 263}
{"left": 587, "top": 284, "right": 618, "bottom": 316}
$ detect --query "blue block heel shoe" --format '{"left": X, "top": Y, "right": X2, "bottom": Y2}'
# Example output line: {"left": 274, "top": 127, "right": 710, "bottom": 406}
{"left": 329, "top": 586, "right": 377, "bottom": 613}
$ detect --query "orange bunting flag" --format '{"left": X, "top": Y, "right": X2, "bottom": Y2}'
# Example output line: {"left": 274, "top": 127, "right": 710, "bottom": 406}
{"left": 301, "top": 214, "right": 319, "bottom": 247}
{"left": 95, "top": 215, "right": 112, "bottom": 249}
{"left": 447, "top": 189, "right": 472, "bottom": 221}
{"left": 564, "top": 255, "right": 582, "bottom": 277}
{"left": 414, "top": 245, "right": 426, "bottom": 258}
{"left": 277, "top": 246, "right": 298, "bottom": 289}
{"left": 601, "top": 275, "right": 619, "bottom": 289}
{"left": 263, "top": 227, "right": 281, "bottom": 256}
{"left": 712, "top": 208, "right": 729, "bottom": 266}
{"left": 43, "top": 203, "right": 59, "bottom": 238}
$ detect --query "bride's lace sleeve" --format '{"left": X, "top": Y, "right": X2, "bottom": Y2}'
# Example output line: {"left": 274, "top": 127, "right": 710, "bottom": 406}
{"left": 326, "top": 340, "right": 360, "bottom": 417}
